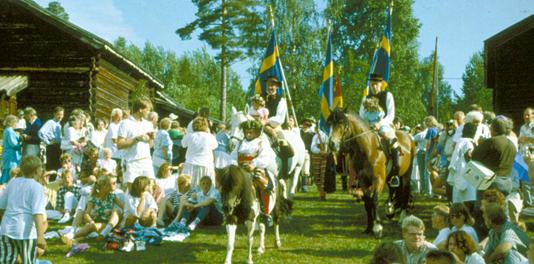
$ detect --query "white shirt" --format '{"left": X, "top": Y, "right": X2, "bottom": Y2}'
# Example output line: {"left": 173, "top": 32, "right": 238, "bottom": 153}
{"left": 359, "top": 92, "right": 395, "bottom": 127}
{"left": 118, "top": 116, "right": 154, "bottom": 162}
{"left": 97, "top": 158, "right": 117, "bottom": 174}
{"left": 449, "top": 138, "right": 477, "bottom": 203}
{"left": 268, "top": 97, "right": 288, "bottom": 127}
{"left": 0, "top": 178, "right": 46, "bottom": 239}
{"left": 433, "top": 227, "right": 451, "bottom": 247}
{"left": 453, "top": 123, "right": 491, "bottom": 144}
{"left": 60, "top": 126, "right": 85, "bottom": 151}
{"left": 90, "top": 129, "right": 107, "bottom": 149}
{"left": 465, "top": 252, "right": 485, "bottom": 264}
{"left": 311, "top": 131, "right": 329, "bottom": 154}
{"left": 231, "top": 136, "right": 277, "bottom": 169}
{"left": 105, "top": 122, "right": 122, "bottom": 159}
{"left": 182, "top": 131, "right": 218, "bottom": 166}
{"left": 156, "top": 174, "right": 178, "bottom": 198}
{"left": 124, "top": 192, "right": 158, "bottom": 219}
{"left": 414, "top": 129, "right": 428, "bottom": 152}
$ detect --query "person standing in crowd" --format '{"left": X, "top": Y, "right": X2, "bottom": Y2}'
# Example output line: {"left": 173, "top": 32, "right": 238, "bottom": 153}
{"left": 519, "top": 107, "right": 534, "bottom": 154}
{"left": 0, "top": 156, "right": 47, "bottom": 264}
{"left": 300, "top": 117, "right": 315, "bottom": 192}
{"left": 310, "top": 123, "right": 329, "bottom": 200}
{"left": 454, "top": 111, "right": 465, "bottom": 127}
{"left": 61, "top": 115, "right": 87, "bottom": 172}
{"left": 22, "top": 107, "right": 43, "bottom": 158}
{"left": 104, "top": 108, "right": 123, "bottom": 178}
{"left": 1, "top": 115, "right": 22, "bottom": 185}
{"left": 38, "top": 106, "right": 64, "bottom": 170}
{"left": 518, "top": 107, "right": 534, "bottom": 207}
{"left": 394, "top": 215, "right": 437, "bottom": 264}
{"left": 169, "top": 120, "right": 185, "bottom": 165}
{"left": 181, "top": 117, "right": 217, "bottom": 189}
{"left": 148, "top": 112, "right": 159, "bottom": 131}
{"left": 448, "top": 123, "right": 477, "bottom": 210}
{"left": 287, "top": 116, "right": 300, "bottom": 136}
{"left": 152, "top": 117, "right": 173, "bottom": 175}
{"left": 89, "top": 118, "right": 107, "bottom": 153}
{"left": 413, "top": 124, "right": 428, "bottom": 194}
{"left": 15, "top": 109, "right": 26, "bottom": 132}
{"left": 471, "top": 118, "right": 517, "bottom": 196}
{"left": 187, "top": 107, "right": 211, "bottom": 134}
{"left": 437, "top": 120, "right": 456, "bottom": 201}
{"left": 431, "top": 204, "right": 450, "bottom": 250}
{"left": 213, "top": 123, "right": 232, "bottom": 169}
{"left": 117, "top": 98, "right": 155, "bottom": 189}
{"left": 424, "top": 115, "right": 443, "bottom": 197}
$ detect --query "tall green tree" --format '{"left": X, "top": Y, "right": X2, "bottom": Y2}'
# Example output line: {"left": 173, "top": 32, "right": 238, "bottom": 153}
{"left": 46, "top": 1, "right": 69, "bottom": 20}
{"left": 456, "top": 51, "right": 492, "bottom": 111}
{"left": 325, "top": 0, "right": 425, "bottom": 125}
{"left": 417, "top": 53, "right": 455, "bottom": 123}
{"left": 113, "top": 38, "right": 246, "bottom": 120}
{"left": 176, "top": 0, "right": 264, "bottom": 121}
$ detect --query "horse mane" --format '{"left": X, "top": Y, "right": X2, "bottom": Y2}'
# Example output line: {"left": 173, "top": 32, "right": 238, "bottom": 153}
{"left": 346, "top": 112, "right": 376, "bottom": 148}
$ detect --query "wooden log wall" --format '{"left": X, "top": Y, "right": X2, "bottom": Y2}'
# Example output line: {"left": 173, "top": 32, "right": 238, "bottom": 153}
{"left": 17, "top": 71, "right": 90, "bottom": 120}
{"left": 93, "top": 58, "right": 135, "bottom": 119}
{"left": 493, "top": 28, "right": 534, "bottom": 130}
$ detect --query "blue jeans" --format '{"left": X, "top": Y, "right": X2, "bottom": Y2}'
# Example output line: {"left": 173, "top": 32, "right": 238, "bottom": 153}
{"left": 182, "top": 203, "right": 223, "bottom": 226}
{"left": 417, "top": 150, "right": 430, "bottom": 194}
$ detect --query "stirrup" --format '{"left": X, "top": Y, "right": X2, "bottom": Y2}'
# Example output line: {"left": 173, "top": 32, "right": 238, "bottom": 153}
{"left": 389, "top": 175, "right": 400, "bottom": 188}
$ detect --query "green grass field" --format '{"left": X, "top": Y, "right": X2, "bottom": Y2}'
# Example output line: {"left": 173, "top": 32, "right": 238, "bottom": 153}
{"left": 41, "top": 183, "right": 534, "bottom": 264}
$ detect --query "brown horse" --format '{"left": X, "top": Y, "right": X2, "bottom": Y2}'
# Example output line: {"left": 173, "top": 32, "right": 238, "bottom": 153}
{"left": 327, "top": 108, "right": 415, "bottom": 237}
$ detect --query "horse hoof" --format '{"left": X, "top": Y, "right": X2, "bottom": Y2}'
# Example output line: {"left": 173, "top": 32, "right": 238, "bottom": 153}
{"left": 247, "top": 259, "right": 254, "bottom": 264}
{"left": 257, "top": 247, "right": 265, "bottom": 255}
{"left": 275, "top": 240, "right": 281, "bottom": 249}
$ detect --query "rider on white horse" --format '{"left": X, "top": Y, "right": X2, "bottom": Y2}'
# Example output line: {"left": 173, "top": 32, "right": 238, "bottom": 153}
{"left": 231, "top": 119, "right": 278, "bottom": 226}
{"left": 359, "top": 73, "right": 400, "bottom": 187}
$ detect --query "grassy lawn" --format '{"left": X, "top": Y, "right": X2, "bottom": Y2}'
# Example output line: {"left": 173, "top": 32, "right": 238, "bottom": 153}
{"left": 41, "top": 183, "right": 534, "bottom": 263}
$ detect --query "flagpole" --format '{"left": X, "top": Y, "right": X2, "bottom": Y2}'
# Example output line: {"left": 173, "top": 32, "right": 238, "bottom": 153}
{"left": 430, "top": 36, "right": 438, "bottom": 118}
{"left": 268, "top": 5, "right": 299, "bottom": 128}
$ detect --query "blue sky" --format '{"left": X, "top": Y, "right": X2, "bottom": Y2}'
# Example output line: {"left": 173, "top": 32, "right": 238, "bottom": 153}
{"left": 35, "top": 0, "right": 533, "bottom": 95}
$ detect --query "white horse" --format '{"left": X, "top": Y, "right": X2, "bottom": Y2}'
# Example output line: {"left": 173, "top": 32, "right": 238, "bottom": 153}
{"left": 229, "top": 107, "right": 305, "bottom": 200}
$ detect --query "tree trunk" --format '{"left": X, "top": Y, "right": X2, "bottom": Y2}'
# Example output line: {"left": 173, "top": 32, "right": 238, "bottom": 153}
{"left": 220, "top": 0, "right": 227, "bottom": 122}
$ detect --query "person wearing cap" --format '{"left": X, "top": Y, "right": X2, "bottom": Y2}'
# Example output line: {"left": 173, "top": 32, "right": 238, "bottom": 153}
{"left": 231, "top": 119, "right": 277, "bottom": 225}
{"left": 359, "top": 73, "right": 400, "bottom": 187}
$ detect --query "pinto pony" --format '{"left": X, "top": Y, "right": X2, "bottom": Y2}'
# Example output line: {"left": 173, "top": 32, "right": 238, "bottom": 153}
{"left": 216, "top": 165, "right": 291, "bottom": 264}
{"left": 327, "top": 108, "right": 414, "bottom": 238}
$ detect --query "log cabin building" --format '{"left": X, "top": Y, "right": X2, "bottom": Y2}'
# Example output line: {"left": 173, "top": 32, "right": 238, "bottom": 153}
{"left": 485, "top": 15, "right": 534, "bottom": 130}
{"left": 0, "top": 0, "right": 195, "bottom": 124}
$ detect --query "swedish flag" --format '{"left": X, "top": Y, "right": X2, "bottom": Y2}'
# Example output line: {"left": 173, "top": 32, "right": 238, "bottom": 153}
{"left": 319, "top": 30, "right": 334, "bottom": 133}
{"left": 251, "top": 31, "right": 284, "bottom": 97}
{"left": 365, "top": 6, "right": 392, "bottom": 96}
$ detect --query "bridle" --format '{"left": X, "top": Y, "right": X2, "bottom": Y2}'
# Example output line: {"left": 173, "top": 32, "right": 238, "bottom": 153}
{"left": 336, "top": 118, "right": 375, "bottom": 149}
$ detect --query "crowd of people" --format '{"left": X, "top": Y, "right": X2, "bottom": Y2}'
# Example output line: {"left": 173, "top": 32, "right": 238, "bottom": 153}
{"left": 368, "top": 105, "right": 534, "bottom": 264}
{"left": 0, "top": 84, "right": 533, "bottom": 263}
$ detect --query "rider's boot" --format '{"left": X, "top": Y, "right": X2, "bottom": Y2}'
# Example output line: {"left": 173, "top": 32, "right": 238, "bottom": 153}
{"left": 388, "top": 138, "right": 401, "bottom": 188}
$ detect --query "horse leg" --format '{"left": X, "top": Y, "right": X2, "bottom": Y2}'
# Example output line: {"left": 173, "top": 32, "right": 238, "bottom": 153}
{"left": 274, "top": 224, "right": 281, "bottom": 248}
{"left": 287, "top": 165, "right": 302, "bottom": 200}
{"left": 225, "top": 224, "right": 237, "bottom": 264}
{"left": 371, "top": 192, "right": 383, "bottom": 238}
{"left": 362, "top": 194, "right": 373, "bottom": 234}
{"left": 245, "top": 220, "right": 255, "bottom": 264}
{"left": 257, "top": 223, "right": 266, "bottom": 255}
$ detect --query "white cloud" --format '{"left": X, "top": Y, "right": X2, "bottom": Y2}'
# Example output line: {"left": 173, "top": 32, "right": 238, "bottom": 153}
{"left": 34, "top": 0, "right": 140, "bottom": 44}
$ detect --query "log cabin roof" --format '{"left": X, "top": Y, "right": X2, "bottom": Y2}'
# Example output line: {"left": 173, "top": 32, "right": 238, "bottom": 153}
{"left": 484, "top": 15, "right": 534, "bottom": 89}
{"left": 4, "top": 0, "right": 164, "bottom": 89}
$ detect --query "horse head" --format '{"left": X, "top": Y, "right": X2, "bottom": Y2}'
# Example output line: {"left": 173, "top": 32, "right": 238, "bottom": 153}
{"left": 327, "top": 107, "right": 349, "bottom": 152}
{"left": 216, "top": 165, "right": 255, "bottom": 225}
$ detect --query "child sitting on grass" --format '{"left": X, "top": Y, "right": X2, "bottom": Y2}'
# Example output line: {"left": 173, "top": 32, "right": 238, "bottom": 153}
{"left": 168, "top": 176, "right": 222, "bottom": 231}
{"left": 57, "top": 170, "right": 82, "bottom": 224}
{"left": 62, "top": 175, "right": 122, "bottom": 244}
{"left": 165, "top": 175, "right": 193, "bottom": 226}
{"left": 124, "top": 176, "right": 158, "bottom": 228}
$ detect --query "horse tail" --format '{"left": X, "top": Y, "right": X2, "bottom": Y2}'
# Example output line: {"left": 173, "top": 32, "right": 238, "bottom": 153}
{"left": 275, "top": 181, "right": 293, "bottom": 221}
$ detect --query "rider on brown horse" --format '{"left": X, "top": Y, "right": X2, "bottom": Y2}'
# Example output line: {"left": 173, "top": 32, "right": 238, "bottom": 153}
{"left": 359, "top": 73, "right": 401, "bottom": 188}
